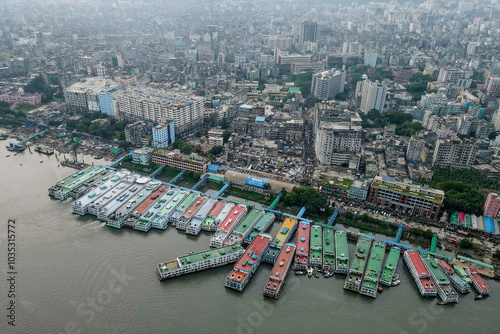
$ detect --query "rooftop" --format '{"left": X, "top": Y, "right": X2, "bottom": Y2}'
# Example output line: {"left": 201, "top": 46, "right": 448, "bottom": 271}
{"left": 158, "top": 244, "right": 243, "bottom": 273}
{"left": 421, "top": 255, "right": 449, "bottom": 284}
{"left": 362, "top": 242, "right": 386, "bottom": 289}
{"left": 268, "top": 243, "right": 296, "bottom": 281}
{"left": 271, "top": 218, "right": 297, "bottom": 247}
{"left": 234, "top": 234, "right": 272, "bottom": 272}
{"left": 296, "top": 222, "right": 310, "bottom": 256}
{"left": 218, "top": 205, "right": 247, "bottom": 232}
{"left": 349, "top": 236, "right": 372, "bottom": 274}
{"left": 233, "top": 209, "right": 264, "bottom": 235}
{"left": 335, "top": 231, "right": 349, "bottom": 260}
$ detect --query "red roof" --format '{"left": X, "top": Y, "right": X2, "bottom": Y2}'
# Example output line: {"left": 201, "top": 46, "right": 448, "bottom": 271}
{"left": 469, "top": 268, "right": 490, "bottom": 291}
{"left": 268, "top": 244, "right": 296, "bottom": 281}
{"left": 134, "top": 185, "right": 167, "bottom": 214}
{"left": 407, "top": 251, "right": 430, "bottom": 276}
{"left": 295, "top": 222, "right": 310, "bottom": 256}
{"left": 218, "top": 205, "right": 246, "bottom": 232}
{"left": 182, "top": 197, "right": 207, "bottom": 218}
{"left": 234, "top": 234, "right": 272, "bottom": 271}
{"left": 208, "top": 201, "right": 225, "bottom": 217}
{"left": 458, "top": 211, "right": 465, "bottom": 221}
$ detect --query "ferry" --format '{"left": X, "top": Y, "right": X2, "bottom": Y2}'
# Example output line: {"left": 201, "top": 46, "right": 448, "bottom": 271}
{"left": 210, "top": 205, "right": 248, "bottom": 248}
{"left": 293, "top": 221, "right": 310, "bottom": 271}
{"left": 466, "top": 267, "right": 490, "bottom": 296}
{"left": 209, "top": 202, "right": 236, "bottom": 232}
{"left": 421, "top": 255, "right": 458, "bottom": 303}
{"left": 309, "top": 225, "right": 323, "bottom": 267}
{"left": 380, "top": 247, "right": 400, "bottom": 286}
{"left": 322, "top": 227, "right": 336, "bottom": 272}
{"left": 225, "top": 209, "right": 264, "bottom": 246}
{"left": 201, "top": 201, "right": 226, "bottom": 232}
{"left": 170, "top": 193, "right": 200, "bottom": 227}
{"left": 263, "top": 218, "right": 298, "bottom": 264}
{"left": 150, "top": 190, "right": 188, "bottom": 229}
{"left": 185, "top": 198, "right": 218, "bottom": 235}
{"left": 344, "top": 236, "right": 372, "bottom": 292}
{"left": 157, "top": 244, "right": 244, "bottom": 280}
{"left": 437, "top": 260, "right": 470, "bottom": 293}
{"left": 403, "top": 251, "right": 436, "bottom": 297}
{"left": 360, "top": 241, "right": 386, "bottom": 298}
{"left": 176, "top": 196, "right": 207, "bottom": 230}
{"left": 243, "top": 212, "right": 275, "bottom": 245}
{"left": 71, "top": 172, "right": 127, "bottom": 215}
{"left": 225, "top": 234, "right": 272, "bottom": 291}
{"left": 335, "top": 230, "right": 349, "bottom": 274}
{"left": 453, "top": 264, "right": 473, "bottom": 284}
{"left": 263, "top": 243, "right": 296, "bottom": 299}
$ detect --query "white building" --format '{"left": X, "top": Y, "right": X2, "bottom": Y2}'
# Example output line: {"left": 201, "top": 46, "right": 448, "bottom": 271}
{"left": 437, "top": 68, "right": 473, "bottom": 89}
{"left": 132, "top": 148, "right": 152, "bottom": 165}
{"left": 64, "top": 78, "right": 117, "bottom": 112}
{"left": 115, "top": 88, "right": 204, "bottom": 136}
{"left": 406, "top": 138, "right": 426, "bottom": 162}
{"left": 432, "top": 137, "right": 478, "bottom": 169}
{"left": 364, "top": 49, "right": 378, "bottom": 68}
{"left": 356, "top": 79, "right": 387, "bottom": 113}
{"left": 152, "top": 122, "right": 175, "bottom": 148}
{"left": 310, "top": 69, "right": 346, "bottom": 100}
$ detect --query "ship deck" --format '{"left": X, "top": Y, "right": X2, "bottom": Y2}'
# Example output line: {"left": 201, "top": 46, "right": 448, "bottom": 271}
{"left": 270, "top": 218, "right": 297, "bottom": 248}
{"left": 181, "top": 196, "right": 207, "bottom": 219}
{"left": 349, "top": 236, "right": 372, "bottom": 274}
{"left": 232, "top": 209, "right": 264, "bottom": 236}
{"left": 310, "top": 225, "right": 323, "bottom": 265}
{"left": 380, "top": 247, "right": 400, "bottom": 285}
{"left": 335, "top": 231, "right": 349, "bottom": 272}
{"left": 244, "top": 213, "right": 275, "bottom": 244}
{"left": 361, "top": 242, "right": 386, "bottom": 290}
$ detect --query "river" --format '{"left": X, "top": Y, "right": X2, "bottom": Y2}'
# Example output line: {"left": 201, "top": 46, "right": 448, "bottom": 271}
{"left": 0, "top": 150, "right": 499, "bottom": 333}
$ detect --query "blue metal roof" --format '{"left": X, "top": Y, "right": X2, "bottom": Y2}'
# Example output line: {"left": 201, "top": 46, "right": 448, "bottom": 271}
{"left": 255, "top": 116, "right": 266, "bottom": 122}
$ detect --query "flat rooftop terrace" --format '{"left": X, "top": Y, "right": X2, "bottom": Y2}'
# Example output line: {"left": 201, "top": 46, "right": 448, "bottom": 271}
{"left": 271, "top": 218, "right": 297, "bottom": 247}
{"left": 233, "top": 209, "right": 264, "bottom": 235}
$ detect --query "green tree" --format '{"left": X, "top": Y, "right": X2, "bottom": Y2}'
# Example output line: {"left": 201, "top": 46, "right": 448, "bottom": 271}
{"left": 193, "top": 172, "right": 202, "bottom": 179}
{"left": 180, "top": 142, "right": 192, "bottom": 155}
{"left": 223, "top": 130, "right": 232, "bottom": 144}
{"left": 459, "top": 238, "right": 474, "bottom": 249}
{"left": 423, "top": 229, "right": 434, "bottom": 240}
{"left": 119, "top": 140, "right": 130, "bottom": 149}
{"left": 209, "top": 146, "right": 224, "bottom": 155}
{"left": 344, "top": 211, "right": 354, "bottom": 220}
{"left": 195, "top": 131, "right": 202, "bottom": 138}
{"left": 284, "top": 192, "right": 298, "bottom": 205}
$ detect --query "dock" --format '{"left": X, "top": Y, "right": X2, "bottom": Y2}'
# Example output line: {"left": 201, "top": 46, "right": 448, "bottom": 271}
{"left": 171, "top": 193, "right": 200, "bottom": 227}
{"left": 150, "top": 190, "right": 188, "bottom": 229}
{"left": 466, "top": 267, "right": 490, "bottom": 295}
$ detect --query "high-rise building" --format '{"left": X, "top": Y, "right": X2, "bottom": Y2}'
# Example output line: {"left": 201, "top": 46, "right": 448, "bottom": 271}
{"left": 311, "top": 69, "right": 346, "bottom": 100}
{"left": 115, "top": 88, "right": 205, "bottom": 137}
{"left": 356, "top": 79, "right": 387, "bottom": 113}
{"left": 265, "top": 36, "right": 292, "bottom": 50}
{"left": 217, "top": 53, "right": 225, "bottom": 68}
{"left": 348, "top": 42, "right": 362, "bottom": 54}
{"left": 406, "top": 137, "right": 426, "bottom": 162}
{"left": 484, "top": 193, "right": 500, "bottom": 219}
{"left": 313, "top": 102, "right": 362, "bottom": 166}
{"left": 64, "top": 78, "right": 117, "bottom": 112}
{"left": 98, "top": 87, "right": 121, "bottom": 117}
{"left": 152, "top": 122, "right": 176, "bottom": 148}
{"left": 364, "top": 49, "right": 378, "bottom": 68}
{"left": 437, "top": 67, "right": 473, "bottom": 89}
{"left": 485, "top": 76, "right": 500, "bottom": 97}
{"left": 431, "top": 137, "right": 478, "bottom": 169}
{"left": 466, "top": 42, "right": 479, "bottom": 56}
{"left": 299, "top": 21, "right": 318, "bottom": 46}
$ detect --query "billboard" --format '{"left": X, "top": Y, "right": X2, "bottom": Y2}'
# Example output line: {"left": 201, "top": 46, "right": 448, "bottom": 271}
{"left": 245, "top": 177, "right": 268, "bottom": 188}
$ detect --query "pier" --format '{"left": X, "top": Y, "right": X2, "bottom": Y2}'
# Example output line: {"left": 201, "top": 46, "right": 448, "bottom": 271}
{"left": 170, "top": 169, "right": 187, "bottom": 184}
{"left": 394, "top": 223, "right": 404, "bottom": 243}
{"left": 430, "top": 233, "right": 438, "bottom": 253}
{"left": 216, "top": 181, "right": 231, "bottom": 196}
{"left": 327, "top": 208, "right": 339, "bottom": 226}
{"left": 149, "top": 165, "right": 165, "bottom": 178}
{"left": 108, "top": 153, "right": 131, "bottom": 168}
{"left": 191, "top": 174, "right": 209, "bottom": 190}
{"left": 297, "top": 206, "right": 307, "bottom": 218}
{"left": 268, "top": 194, "right": 281, "bottom": 210}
